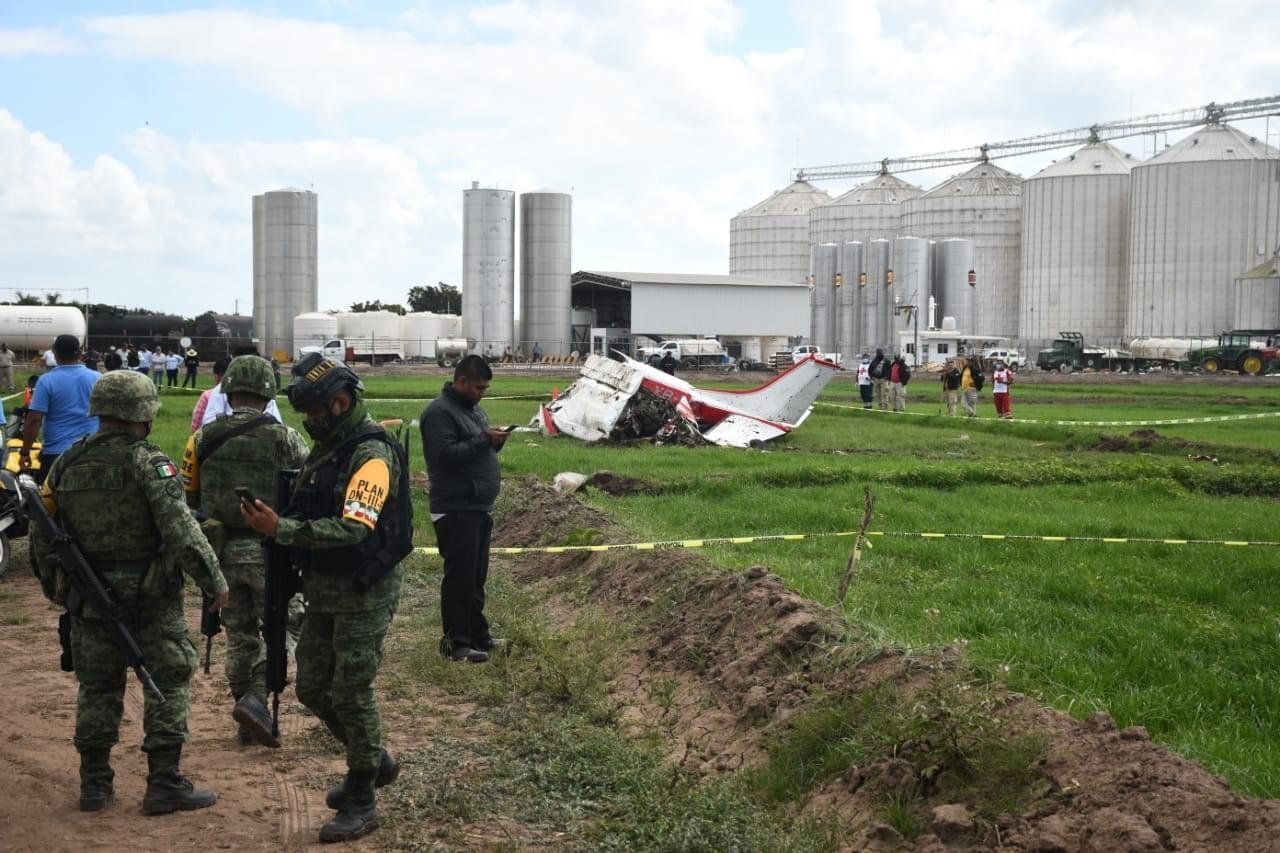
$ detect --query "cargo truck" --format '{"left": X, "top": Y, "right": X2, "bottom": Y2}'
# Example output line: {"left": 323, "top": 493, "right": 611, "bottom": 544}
{"left": 636, "top": 338, "right": 731, "bottom": 370}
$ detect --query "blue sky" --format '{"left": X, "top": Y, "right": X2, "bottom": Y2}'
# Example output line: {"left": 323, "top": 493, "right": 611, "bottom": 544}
{"left": 1, "top": 1, "right": 1277, "bottom": 316}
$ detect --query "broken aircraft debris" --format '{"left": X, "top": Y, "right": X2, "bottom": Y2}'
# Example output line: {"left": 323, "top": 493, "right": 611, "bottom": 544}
{"left": 535, "top": 353, "right": 841, "bottom": 448}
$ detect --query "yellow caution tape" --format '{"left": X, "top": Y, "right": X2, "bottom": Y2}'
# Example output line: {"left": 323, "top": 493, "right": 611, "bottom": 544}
{"left": 414, "top": 528, "right": 1280, "bottom": 556}
{"left": 819, "top": 399, "right": 1280, "bottom": 425}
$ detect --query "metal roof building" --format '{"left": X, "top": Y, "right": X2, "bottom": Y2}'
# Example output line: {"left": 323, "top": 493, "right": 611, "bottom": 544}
{"left": 571, "top": 270, "right": 808, "bottom": 338}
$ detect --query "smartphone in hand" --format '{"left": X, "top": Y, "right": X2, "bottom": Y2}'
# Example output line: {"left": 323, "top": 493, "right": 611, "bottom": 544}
{"left": 234, "top": 486, "right": 258, "bottom": 506}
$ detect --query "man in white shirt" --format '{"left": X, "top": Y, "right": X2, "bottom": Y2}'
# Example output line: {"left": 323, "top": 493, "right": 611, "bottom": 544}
{"left": 201, "top": 383, "right": 283, "bottom": 426}
{"left": 42, "top": 348, "right": 57, "bottom": 370}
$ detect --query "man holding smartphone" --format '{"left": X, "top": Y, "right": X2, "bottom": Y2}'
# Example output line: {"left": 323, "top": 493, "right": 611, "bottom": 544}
{"left": 421, "top": 355, "right": 508, "bottom": 663}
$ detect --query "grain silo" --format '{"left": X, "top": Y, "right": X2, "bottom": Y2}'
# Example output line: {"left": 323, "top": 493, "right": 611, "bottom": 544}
{"left": 901, "top": 162, "right": 1022, "bottom": 339}
{"left": 252, "top": 189, "right": 318, "bottom": 360}
{"left": 462, "top": 182, "right": 516, "bottom": 355}
{"left": 808, "top": 243, "right": 838, "bottom": 351}
{"left": 810, "top": 173, "right": 922, "bottom": 245}
{"left": 934, "top": 238, "right": 976, "bottom": 335}
{"left": 863, "top": 239, "right": 892, "bottom": 353}
{"left": 1232, "top": 256, "right": 1280, "bottom": 330}
{"left": 1020, "top": 142, "right": 1136, "bottom": 353}
{"left": 838, "top": 241, "right": 864, "bottom": 358}
{"left": 892, "top": 236, "right": 931, "bottom": 344}
{"left": 519, "top": 191, "right": 572, "bottom": 356}
{"left": 1125, "top": 123, "right": 1280, "bottom": 339}
{"left": 730, "top": 180, "right": 831, "bottom": 285}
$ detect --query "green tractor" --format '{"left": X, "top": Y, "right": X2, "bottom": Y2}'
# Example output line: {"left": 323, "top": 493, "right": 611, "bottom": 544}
{"left": 1184, "top": 330, "right": 1279, "bottom": 376}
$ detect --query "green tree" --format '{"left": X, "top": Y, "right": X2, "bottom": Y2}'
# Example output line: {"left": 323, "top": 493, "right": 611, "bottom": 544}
{"left": 407, "top": 282, "right": 461, "bottom": 314}
{"left": 349, "top": 300, "right": 406, "bottom": 315}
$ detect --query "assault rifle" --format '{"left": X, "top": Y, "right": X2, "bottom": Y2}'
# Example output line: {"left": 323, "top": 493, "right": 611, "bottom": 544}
{"left": 262, "top": 469, "right": 300, "bottom": 742}
{"left": 20, "top": 481, "right": 166, "bottom": 702}
{"left": 200, "top": 590, "right": 221, "bottom": 674}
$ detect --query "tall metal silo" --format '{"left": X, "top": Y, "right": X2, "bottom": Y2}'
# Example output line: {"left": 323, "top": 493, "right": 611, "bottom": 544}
{"left": 731, "top": 180, "right": 831, "bottom": 285}
{"left": 892, "top": 236, "right": 931, "bottom": 347}
{"left": 1020, "top": 142, "right": 1136, "bottom": 354}
{"left": 863, "top": 239, "right": 892, "bottom": 353}
{"left": 902, "top": 162, "right": 1022, "bottom": 339}
{"left": 519, "top": 190, "right": 572, "bottom": 356}
{"left": 1125, "top": 123, "right": 1280, "bottom": 339}
{"left": 1232, "top": 257, "right": 1280, "bottom": 329}
{"left": 838, "top": 241, "right": 864, "bottom": 358}
{"left": 809, "top": 243, "right": 838, "bottom": 351}
{"left": 934, "top": 238, "right": 977, "bottom": 336}
{"left": 810, "top": 173, "right": 923, "bottom": 245}
{"left": 462, "top": 182, "right": 516, "bottom": 355}
{"left": 252, "top": 188, "right": 318, "bottom": 360}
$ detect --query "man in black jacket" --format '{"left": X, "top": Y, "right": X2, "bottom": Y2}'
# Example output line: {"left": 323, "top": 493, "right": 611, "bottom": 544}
{"left": 868, "top": 349, "right": 889, "bottom": 410}
{"left": 420, "top": 355, "right": 509, "bottom": 663}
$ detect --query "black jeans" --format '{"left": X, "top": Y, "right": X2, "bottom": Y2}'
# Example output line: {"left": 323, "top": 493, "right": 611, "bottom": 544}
{"left": 166, "top": 369, "right": 179, "bottom": 387}
{"left": 433, "top": 511, "right": 492, "bottom": 649}
{"left": 182, "top": 367, "right": 198, "bottom": 388}
{"left": 33, "top": 451, "right": 60, "bottom": 485}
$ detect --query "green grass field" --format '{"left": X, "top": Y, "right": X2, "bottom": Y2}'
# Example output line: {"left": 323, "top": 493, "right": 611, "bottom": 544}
{"left": 34, "top": 367, "right": 1280, "bottom": 797}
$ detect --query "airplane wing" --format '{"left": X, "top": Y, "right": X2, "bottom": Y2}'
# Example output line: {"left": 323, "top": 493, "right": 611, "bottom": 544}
{"left": 701, "top": 414, "right": 789, "bottom": 447}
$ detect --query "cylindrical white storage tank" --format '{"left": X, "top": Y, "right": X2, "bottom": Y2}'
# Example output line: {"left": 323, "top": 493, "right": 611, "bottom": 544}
{"left": 862, "top": 239, "right": 892, "bottom": 353}
{"left": 934, "top": 238, "right": 977, "bottom": 336}
{"left": 731, "top": 180, "right": 831, "bottom": 285}
{"left": 810, "top": 173, "right": 922, "bottom": 245}
{"left": 253, "top": 189, "right": 317, "bottom": 360}
{"left": 337, "top": 310, "right": 402, "bottom": 355}
{"left": 401, "top": 312, "right": 450, "bottom": 359}
{"left": 838, "top": 241, "right": 864, "bottom": 358}
{"left": 809, "top": 243, "right": 839, "bottom": 351}
{"left": 892, "top": 236, "right": 931, "bottom": 343}
{"left": 440, "top": 313, "right": 463, "bottom": 338}
{"left": 292, "top": 312, "right": 338, "bottom": 354}
{"left": 1020, "top": 142, "right": 1136, "bottom": 355}
{"left": 762, "top": 335, "right": 790, "bottom": 363}
{"left": 1126, "top": 123, "right": 1280, "bottom": 339}
{"left": 462, "top": 183, "right": 516, "bottom": 355}
{"left": 0, "top": 305, "right": 87, "bottom": 352}
{"left": 520, "top": 191, "right": 572, "bottom": 356}
{"left": 902, "top": 163, "right": 1022, "bottom": 339}
{"left": 1232, "top": 258, "right": 1280, "bottom": 329}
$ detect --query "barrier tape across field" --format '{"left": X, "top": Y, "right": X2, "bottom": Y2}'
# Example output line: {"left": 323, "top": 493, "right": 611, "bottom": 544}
{"left": 816, "top": 401, "right": 1280, "bottom": 427}
{"left": 415, "top": 528, "right": 1280, "bottom": 557}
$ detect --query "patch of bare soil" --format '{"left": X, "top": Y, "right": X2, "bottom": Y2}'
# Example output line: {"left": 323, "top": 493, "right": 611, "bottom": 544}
{"left": 0, "top": 557, "right": 505, "bottom": 852}
{"left": 582, "top": 471, "right": 660, "bottom": 495}
{"left": 495, "top": 476, "right": 1280, "bottom": 851}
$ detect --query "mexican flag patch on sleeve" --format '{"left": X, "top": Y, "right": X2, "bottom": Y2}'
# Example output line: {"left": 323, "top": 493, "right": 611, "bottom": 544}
{"left": 153, "top": 460, "right": 179, "bottom": 479}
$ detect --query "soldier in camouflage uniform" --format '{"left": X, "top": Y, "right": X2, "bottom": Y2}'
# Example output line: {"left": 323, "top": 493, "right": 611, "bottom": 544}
{"left": 180, "top": 355, "right": 309, "bottom": 746}
{"left": 31, "top": 370, "right": 229, "bottom": 814}
{"left": 242, "top": 353, "right": 410, "bottom": 843}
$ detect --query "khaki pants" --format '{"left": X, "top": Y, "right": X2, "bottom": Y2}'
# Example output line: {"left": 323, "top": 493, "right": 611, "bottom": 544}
{"left": 873, "top": 379, "right": 889, "bottom": 410}
{"left": 944, "top": 389, "right": 958, "bottom": 416}
{"left": 962, "top": 388, "right": 978, "bottom": 416}
{"left": 0, "top": 365, "right": 12, "bottom": 390}
{"left": 891, "top": 383, "right": 907, "bottom": 412}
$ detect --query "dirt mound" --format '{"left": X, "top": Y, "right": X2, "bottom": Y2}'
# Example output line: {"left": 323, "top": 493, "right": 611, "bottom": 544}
{"left": 495, "top": 477, "right": 1280, "bottom": 850}
{"left": 584, "top": 471, "right": 660, "bottom": 495}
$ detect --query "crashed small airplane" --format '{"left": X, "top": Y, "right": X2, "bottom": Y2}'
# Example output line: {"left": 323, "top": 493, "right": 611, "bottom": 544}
{"left": 535, "top": 353, "right": 841, "bottom": 448}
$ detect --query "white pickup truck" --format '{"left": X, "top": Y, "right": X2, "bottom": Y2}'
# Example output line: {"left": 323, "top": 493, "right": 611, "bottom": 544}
{"left": 299, "top": 337, "right": 404, "bottom": 365}
{"left": 791, "top": 345, "right": 843, "bottom": 365}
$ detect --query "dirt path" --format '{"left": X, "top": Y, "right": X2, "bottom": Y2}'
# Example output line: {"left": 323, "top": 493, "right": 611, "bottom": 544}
{"left": 0, "top": 560, "right": 490, "bottom": 852}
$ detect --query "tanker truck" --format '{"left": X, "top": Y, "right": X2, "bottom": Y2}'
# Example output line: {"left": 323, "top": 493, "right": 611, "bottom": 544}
{"left": 0, "top": 306, "right": 88, "bottom": 355}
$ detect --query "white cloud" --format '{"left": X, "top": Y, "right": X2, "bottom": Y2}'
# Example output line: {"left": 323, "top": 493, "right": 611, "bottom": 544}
{"left": 0, "top": 27, "right": 76, "bottom": 57}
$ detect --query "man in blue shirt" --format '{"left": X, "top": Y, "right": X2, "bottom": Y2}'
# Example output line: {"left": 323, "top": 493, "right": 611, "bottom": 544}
{"left": 20, "top": 334, "right": 100, "bottom": 484}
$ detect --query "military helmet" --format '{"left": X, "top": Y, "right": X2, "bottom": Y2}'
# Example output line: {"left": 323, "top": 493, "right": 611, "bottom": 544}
{"left": 89, "top": 369, "right": 161, "bottom": 422}
{"left": 221, "top": 355, "right": 277, "bottom": 399}
{"left": 286, "top": 352, "right": 363, "bottom": 412}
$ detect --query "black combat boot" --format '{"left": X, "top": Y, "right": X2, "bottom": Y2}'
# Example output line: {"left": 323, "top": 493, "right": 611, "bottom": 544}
{"left": 78, "top": 748, "right": 114, "bottom": 812}
{"left": 325, "top": 749, "right": 400, "bottom": 809}
{"left": 142, "top": 748, "right": 218, "bottom": 815}
{"left": 231, "top": 693, "right": 281, "bottom": 748}
{"left": 319, "top": 769, "right": 380, "bottom": 843}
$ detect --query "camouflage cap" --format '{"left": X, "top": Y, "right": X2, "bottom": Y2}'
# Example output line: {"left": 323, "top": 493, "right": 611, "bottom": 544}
{"left": 221, "top": 354, "right": 277, "bottom": 399}
{"left": 89, "top": 369, "right": 161, "bottom": 422}
{"left": 286, "top": 352, "right": 363, "bottom": 412}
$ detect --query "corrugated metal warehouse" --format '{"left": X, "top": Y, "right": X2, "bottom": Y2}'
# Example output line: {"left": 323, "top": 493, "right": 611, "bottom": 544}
{"left": 571, "top": 271, "right": 808, "bottom": 338}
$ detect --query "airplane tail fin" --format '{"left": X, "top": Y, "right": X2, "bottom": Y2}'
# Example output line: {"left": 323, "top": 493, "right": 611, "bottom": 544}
{"left": 698, "top": 356, "right": 840, "bottom": 427}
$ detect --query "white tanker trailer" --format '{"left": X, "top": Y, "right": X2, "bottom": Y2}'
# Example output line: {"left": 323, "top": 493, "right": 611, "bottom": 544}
{"left": 0, "top": 306, "right": 88, "bottom": 354}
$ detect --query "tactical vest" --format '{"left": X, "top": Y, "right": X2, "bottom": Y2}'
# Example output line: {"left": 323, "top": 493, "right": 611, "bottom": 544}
{"left": 287, "top": 424, "right": 413, "bottom": 593}
{"left": 198, "top": 413, "right": 288, "bottom": 528}
{"left": 50, "top": 433, "right": 162, "bottom": 565}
